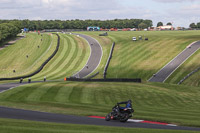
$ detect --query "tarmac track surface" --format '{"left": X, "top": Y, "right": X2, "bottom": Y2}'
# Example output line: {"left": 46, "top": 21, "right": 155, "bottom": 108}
{"left": 149, "top": 41, "right": 200, "bottom": 82}
{"left": 0, "top": 106, "right": 200, "bottom": 131}
{"left": 72, "top": 33, "right": 102, "bottom": 78}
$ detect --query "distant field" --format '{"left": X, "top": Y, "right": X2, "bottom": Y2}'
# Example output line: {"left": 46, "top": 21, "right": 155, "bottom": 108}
{"left": 0, "top": 81, "right": 199, "bottom": 127}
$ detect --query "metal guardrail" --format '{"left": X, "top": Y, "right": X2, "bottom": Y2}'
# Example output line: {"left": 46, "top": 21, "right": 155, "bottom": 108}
{"left": 103, "top": 42, "right": 115, "bottom": 79}
{"left": 178, "top": 67, "right": 200, "bottom": 85}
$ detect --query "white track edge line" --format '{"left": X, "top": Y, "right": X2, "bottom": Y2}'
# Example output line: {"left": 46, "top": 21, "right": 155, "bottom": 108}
{"left": 148, "top": 41, "right": 198, "bottom": 81}
{"left": 163, "top": 45, "right": 200, "bottom": 82}
{"left": 72, "top": 33, "right": 103, "bottom": 78}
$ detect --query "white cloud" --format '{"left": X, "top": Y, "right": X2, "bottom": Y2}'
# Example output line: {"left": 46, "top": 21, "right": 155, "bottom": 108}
{"left": 153, "top": 0, "right": 196, "bottom": 3}
{"left": 0, "top": 0, "right": 200, "bottom": 27}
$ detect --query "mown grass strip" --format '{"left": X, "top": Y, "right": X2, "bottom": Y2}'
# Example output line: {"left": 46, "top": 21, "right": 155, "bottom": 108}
{"left": 0, "top": 82, "right": 199, "bottom": 127}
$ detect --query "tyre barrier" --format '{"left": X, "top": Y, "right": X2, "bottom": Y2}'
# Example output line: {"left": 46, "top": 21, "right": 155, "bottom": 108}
{"left": 178, "top": 66, "right": 200, "bottom": 85}
{"left": 0, "top": 33, "right": 60, "bottom": 81}
{"left": 65, "top": 78, "right": 141, "bottom": 83}
{"left": 103, "top": 42, "right": 115, "bottom": 79}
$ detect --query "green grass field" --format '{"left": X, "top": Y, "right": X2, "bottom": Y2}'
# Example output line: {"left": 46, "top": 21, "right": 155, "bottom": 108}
{"left": 105, "top": 31, "right": 200, "bottom": 81}
{"left": 31, "top": 33, "right": 90, "bottom": 80}
{"left": 0, "top": 81, "right": 199, "bottom": 127}
{"left": 1, "top": 118, "right": 199, "bottom": 133}
{"left": 75, "top": 31, "right": 200, "bottom": 86}
{"left": 1, "top": 31, "right": 200, "bottom": 132}
{"left": 0, "top": 33, "right": 56, "bottom": 78}
{"left": 0, "top": 33, "right": 90, "bottom": 81}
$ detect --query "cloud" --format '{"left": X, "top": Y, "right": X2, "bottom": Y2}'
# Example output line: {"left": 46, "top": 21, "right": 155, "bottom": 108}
{"left": 153, "top": 0, "right": 196, "bottom": 3}
{"left": 0, "top": 0, "right": 199, "bottom": 27}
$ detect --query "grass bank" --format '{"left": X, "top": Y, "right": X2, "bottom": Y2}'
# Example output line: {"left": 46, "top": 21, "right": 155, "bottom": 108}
{"left": 0, "top": 81, "right": 199, "bottom": 127}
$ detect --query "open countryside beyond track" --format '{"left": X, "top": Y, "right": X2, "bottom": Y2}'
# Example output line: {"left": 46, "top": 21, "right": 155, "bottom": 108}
{"left": 149, "top": 41, "right": 200, "bottom": 82}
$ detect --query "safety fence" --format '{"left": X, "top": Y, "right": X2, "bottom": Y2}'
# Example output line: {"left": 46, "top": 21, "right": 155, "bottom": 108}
{"left": 0, "top": 33, "right": 60, "bottom": 81}
{"left": 65, "top": 78, "right": 141, "bottom": 83}
{"left": 178, "top": 66, "right": 200, "bottom": 85}
{"left": 103, "top": 42, "right": 115, "bottom": 79}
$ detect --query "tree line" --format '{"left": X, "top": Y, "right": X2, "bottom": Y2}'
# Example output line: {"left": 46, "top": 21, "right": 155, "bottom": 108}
{"left": 0, "top": 19, "right": 153, "bottom": 31}
{"left": 156, "top": 22, "right": 172, "bottom": 27}
{"left": 0, "top": 19, "right": 152, "bottom": 44}
{"left": 189, "top": 22, "right": 200, "bottom": 29}
{"left": 0, "top": 21, "right": 21, "bottom": 44}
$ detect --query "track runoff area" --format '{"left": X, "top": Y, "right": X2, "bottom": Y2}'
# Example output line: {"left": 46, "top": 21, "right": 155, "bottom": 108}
{"left": 0, "top": 106, "right": 200, "bottom": 131}
{"left": 89, "top": 116, "right": 177, "bottom": 126}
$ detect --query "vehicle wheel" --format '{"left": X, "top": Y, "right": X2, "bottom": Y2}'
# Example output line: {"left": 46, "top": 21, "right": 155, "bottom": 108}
{"left": 120, "top": 113, "right": 129, "bottom": 122}
{"left": 105, "top": 113, "right": 111, "bottom": 121}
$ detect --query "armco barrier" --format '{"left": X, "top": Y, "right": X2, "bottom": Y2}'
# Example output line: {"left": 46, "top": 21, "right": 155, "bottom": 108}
{"left": 65, "top": 78, "right": 141, "bottom": 83}
{"left": 0, "top": 33, "right": 60, "bottom": 81}
{"left": 103, "top": 42, "right": 115, "bottom": 79}
{"left": 178, "top": 66, "right": 200, "bottom": 85}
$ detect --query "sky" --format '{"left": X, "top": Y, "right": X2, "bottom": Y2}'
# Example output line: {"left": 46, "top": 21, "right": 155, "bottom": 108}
{"left": 0, "top": 0, "right": 199, "bottom": 27}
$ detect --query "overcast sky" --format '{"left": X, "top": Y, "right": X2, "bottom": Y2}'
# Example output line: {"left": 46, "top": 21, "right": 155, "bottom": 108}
{"left": 0, "top": 0, "right": 199, "bottom": 27}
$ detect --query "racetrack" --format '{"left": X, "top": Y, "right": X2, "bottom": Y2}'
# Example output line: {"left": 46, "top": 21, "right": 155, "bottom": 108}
{"left": 72, "top": 33, "right": 102, "bottom": 78}
{"left": 0, "top": 33, "right": 102, "bottom": 93}
{"left": 149, "top": 41, "right": 200, "bottom": 82}
{"left": 0, "top": 106, "right": 200, "bottom": 131}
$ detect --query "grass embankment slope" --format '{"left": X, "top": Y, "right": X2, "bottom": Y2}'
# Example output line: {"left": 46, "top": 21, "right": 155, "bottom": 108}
{"left": 78, "top": 31, "right": 200, "bottom": 86}
{"left": 0, "top": 33, "right": 90, "bottom": 82}
{"left": 0, "top": 118, "right": 198, "bottom": 133}
{"left": 0, "top": 82, "right": 199, "bottom": 127}
{"left": 99, "top": 31, "right": 200, "bottom": 82}
{"left": 0, "top": 33, "right": 56, "bottom": 78}
{"left": 31, "top": 33, "right": 90, "bottom": 80}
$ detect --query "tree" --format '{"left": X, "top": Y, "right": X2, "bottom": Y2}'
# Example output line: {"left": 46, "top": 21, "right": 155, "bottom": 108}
{"left": 197, "top": 22, "right": 200, "bottom": 28}
{"left": 189, "top": 23, "right": 197, "bottom": 29}
{"left": 167, "top": 22, "right": 172, "bottom": 25}
{"left": 143, "top": 20, "right": 153, "bottom": 28}
{"left": 157, "top": 22, "right": 163, "bottom": 27}
{"left": 138, "top": 22, "right": 147, "bottom": 29}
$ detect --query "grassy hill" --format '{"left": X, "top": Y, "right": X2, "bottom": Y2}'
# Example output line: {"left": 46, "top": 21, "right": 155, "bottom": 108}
{"left": 78, "top": 31, "right": 200, "bottom": 86}
{"left": 0, "top": 81, "right": 199, "bottom": 127}
{"left": 0, "top": 33, "right": 56, "bottom": 78}
{"left": 31, "top": 33, "right": 90, "bottom": 80}
{"left": 0, "top": 33, "right": 90, "bottom": 81}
